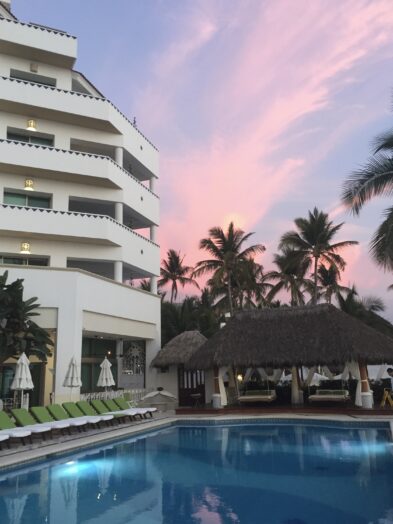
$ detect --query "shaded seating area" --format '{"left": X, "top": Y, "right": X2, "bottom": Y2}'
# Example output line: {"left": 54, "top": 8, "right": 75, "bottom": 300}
{"left": 238, "top": 389, "right": 277, "bottom": 403}
{"left": 187, "top": 304, "right": 393, "bottom": 410}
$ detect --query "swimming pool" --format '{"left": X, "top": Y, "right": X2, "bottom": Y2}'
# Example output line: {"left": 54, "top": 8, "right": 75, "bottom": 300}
{"left": 0, "top": 421, "right": 392, "bottom": 524}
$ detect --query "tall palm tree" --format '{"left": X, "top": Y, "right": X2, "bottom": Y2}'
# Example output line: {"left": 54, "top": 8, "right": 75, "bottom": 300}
{"left": 317, "top": 264, "right": 350, "bottom": 304}
{"left": 193, "top": 222, "right": 265, "bottom": 315}
{"left": 279, "top": 207, "right": 358, "bottom": 305}
{"left": 266, "top": 248, "right": 312, "bottom": 306}
{"left": 342, "top": 125, "right": 393, "bottom": 269}
{"left": 159, "top": 249, "right": 198, "bottom": 303}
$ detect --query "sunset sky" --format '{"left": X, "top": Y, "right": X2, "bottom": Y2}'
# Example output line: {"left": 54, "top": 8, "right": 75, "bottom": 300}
{"left": 14, "top": 0, "right": 393, "bottom": 316}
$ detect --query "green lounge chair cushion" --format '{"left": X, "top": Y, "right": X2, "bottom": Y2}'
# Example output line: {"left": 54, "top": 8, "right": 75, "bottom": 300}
{"left": 11, "top": 408, "right": 39, "bottom": 427}
{"left": 103, "top": 399, "right": 120, "bottom": 412}
{"left": 63, "top": 402, "right": 86, "bottom": 418}
{"left": 30, "top": 407, "right": 56, "bottom": 424}
{"left": 0, "top": 411, "right": 17, "bottom": 429}
{"left": 76, "top": 401, "right": 99, "bottom": 417}
{"left": 90, "top": 400, "right": 124, "bottom": 418}
{"left": 47, "top": 404, "right": 70, "bottom": 421}
{"left": 114, "top": 397, "right": 130, "bottom": 410}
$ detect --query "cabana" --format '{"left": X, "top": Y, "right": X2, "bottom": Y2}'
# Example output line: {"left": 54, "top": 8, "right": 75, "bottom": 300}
{"left": 187, "top": 304, "right": 393, "bottom": 409}
{"left": 151, "top": 331, "right": 207, "bottom": 406}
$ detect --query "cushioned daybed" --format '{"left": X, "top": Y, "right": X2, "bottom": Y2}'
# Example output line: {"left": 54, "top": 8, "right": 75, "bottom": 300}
{"left": 238, "top": 390, "right": 277, "bottom": 403}
{"left": 308, "top": 389, "right": 350, "bottom": 402}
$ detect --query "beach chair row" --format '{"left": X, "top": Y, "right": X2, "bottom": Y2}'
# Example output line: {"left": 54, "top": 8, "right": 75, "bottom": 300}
{"left": 0, "top": 397, "right": 157, "bottom": 448}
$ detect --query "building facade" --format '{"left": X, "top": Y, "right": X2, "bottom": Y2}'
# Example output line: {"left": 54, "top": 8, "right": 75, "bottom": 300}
{"left": 0, "top": 0, "right": 161, "bottom": 404}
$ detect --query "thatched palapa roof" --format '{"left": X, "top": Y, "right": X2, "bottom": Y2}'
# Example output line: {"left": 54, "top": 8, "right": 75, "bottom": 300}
{"left": 187, "top": 304, "right": 393, "bottom": 369}
{"left": 152, "top": 330, "right": 207, "bottom": 367}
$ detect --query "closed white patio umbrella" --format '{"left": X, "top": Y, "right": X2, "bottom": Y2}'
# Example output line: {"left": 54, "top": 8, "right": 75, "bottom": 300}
{"left": 10, "top": 353, "right": 34, "bottom": 409}
{"left": 97, "top": 357, "right": 115, "bottom": 397}
{"left": 63, "top": 356, "right": 82, "bottom": 400}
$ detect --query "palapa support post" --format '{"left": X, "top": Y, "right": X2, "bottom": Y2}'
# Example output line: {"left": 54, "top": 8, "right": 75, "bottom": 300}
{"left": 359, "top": 361, "right": 373, "bottom": 409}
{"left": 213, "top": 366, "right": 220, "bottom": 394}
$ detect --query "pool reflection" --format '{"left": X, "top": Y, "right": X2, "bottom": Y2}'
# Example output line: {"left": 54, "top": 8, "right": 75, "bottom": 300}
{"left": 0, "top": 424, "right": 392, "bottom": 524}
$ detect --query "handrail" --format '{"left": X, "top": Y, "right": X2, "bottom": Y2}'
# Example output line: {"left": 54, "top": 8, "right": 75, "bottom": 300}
{"left": 0, "top": 204, "right": 159, "bottom": 247}
{"left": 0, "top": 76, "right": 158, "bottom": 151}
{"left": 0, "top": 15, "right": 76, "bottom": 39}
{"left": 0, "top": 139, "right": 159, "bottom": 198}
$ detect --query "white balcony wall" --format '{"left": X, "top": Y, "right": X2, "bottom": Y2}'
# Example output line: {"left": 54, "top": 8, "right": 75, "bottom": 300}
{"left": 0, "top": 141, "right": 159, "bottom": 224}
{"left": 3, "top": 266, "right": 160, "bottom": 401}
{"left": 0, "top": 77, "right": 159, "bottom": 175}
{"left": 0, "top": 53, "right": 72, "bottom": 90}
{"left": 0, "top": 205, "right": 159, "bottom": 275}
{"left": 0, "top": 17, "right": 77, "bottom": 67}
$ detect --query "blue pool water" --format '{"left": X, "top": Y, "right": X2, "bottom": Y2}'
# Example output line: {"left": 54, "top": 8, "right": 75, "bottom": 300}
{"left": 0, "top": 422, "right": 393, "bottom": 524}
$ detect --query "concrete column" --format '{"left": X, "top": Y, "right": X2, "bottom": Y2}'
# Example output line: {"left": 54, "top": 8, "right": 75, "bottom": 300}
{"left": 149, "top": 176, "right": 156, "bottom": 193}
{"left": 116, "top": 339, "right": 123, "bottom": 386}
{"left": 150, "top": 276, "right": 158, "bottom": 294}
{"left": 150, "top": 224, "right": 157, "bottom": 243}
{"left": 115, "top": 202, "right": 123, "bottom": 224}
{"left": 115, "top": 146, "right": 123, "bottom": 167}
{"left": 114, "top": 261, "right": 123, "bottom": 283}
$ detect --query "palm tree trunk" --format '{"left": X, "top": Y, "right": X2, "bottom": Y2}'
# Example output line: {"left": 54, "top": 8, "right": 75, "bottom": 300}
{"left": 313, "top": 256, "right": 319, "bottom": 305}
{"left": 170, "top": 284, "right": 175, "bottom": 304}
{"left": 227, "top": 277, "right": 234, "bottom": 316}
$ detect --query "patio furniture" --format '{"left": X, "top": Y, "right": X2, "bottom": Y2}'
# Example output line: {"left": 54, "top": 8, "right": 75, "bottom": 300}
{"left": 28, "top": 407, "right": 71, "bottom": 432}
{"left": 7, "top": 409, "right": 53, "bottom": 438}
{"left": 102, "top": 399, "right": 144, "bottom": 419}
{"left": 62, "top": 402, "right": 103, "bottom": 425}
{"left": 113, "top": 397, "right": 157, "bottom": 417}
{"left": 90, "top": 399, "right": 131, "bottom": 422}
{"left": 380, "top": 388, "right": 393, "bottom": 407}
{"left": 238, "top": 390, "right": 277, "bottom": 403}
{"left": 308, "top": 389, "right": 350, "bottom": 402}
{"left": 76, "top": 401, "right": 114, "bottom": 423}
{"left": 0, "top": 412, "right": 32, "bottom": 444}
{"left": 46, "top": 404, "right": 89, "bottom": 430}
{"left": 190, "top": 393, "right": 202, "bottom": 407}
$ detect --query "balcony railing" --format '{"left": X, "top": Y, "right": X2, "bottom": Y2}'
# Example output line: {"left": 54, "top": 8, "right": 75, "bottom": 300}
{"left": 0, "top": 204, "right": 159, "bottom": 247}
{"left": 0, "top": 139, "right": 158, "bottom": 198}
{"left": 0, "top": 76, "right": 158, "bottom": 151}
{"left": 0, "top": 16, "right": 76, "bottom": 39}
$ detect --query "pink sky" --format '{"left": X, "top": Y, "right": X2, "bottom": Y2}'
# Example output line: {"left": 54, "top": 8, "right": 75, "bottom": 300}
{"left": 15, "top": 0, "right": 393, "bottom": 316}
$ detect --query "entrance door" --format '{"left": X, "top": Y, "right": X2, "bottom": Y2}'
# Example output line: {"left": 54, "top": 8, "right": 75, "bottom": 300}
{"left": 178, "top": 366, "right": 205, "bottom": 406}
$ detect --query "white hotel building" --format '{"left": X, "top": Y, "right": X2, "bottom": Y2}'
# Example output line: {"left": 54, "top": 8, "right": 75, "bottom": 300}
{"left": 0, "top": 0, "right": 161, "bottom": 404}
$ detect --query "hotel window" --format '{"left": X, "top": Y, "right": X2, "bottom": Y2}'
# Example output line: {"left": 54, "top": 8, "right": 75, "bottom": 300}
{"left": 4, "top": 191, "right": 51, "bottom": 209}
{"left": 0, "top": 255, "right": 49, "bottom": 266}
{"left": 10, "top": 69, "right": 57, "bottom": 87}
{"left": 122, "top": 341, "right": 146, "bottom": 376}
{"left": 7, "top": 129, "right": 54, "bottom": 147}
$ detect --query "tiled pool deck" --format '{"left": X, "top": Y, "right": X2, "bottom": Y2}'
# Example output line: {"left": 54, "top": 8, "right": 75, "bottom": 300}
{"left": 1, "top": 410, "right": 392, "bottom": 472}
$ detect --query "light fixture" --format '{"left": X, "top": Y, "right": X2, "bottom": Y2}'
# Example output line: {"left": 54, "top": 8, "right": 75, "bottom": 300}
{"left": 26, "top": 119, "right": 37, "bottom": 131}
{"left": 237, "top": 374, "right": 243, "bottom": 382}
{"left": 20, "top": 242, "right": 31, "bottom": 254}
{"left": 24, "top": 178, "right": 34, "bottom": 191}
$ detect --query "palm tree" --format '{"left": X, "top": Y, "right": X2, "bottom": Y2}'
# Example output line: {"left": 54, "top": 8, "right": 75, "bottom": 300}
{"left": 337, "top": 286, "right": 393, "bottom": 337}
{"left": 159, "top": 249, "right": 198, "bottom": 303}
{"left": 317, "top": 264, "right": 350, "bottom": 304}
{"left": 279, "top": 207, "right": 358, "bottom": 305}
{"left": 266, "top": 248, "right": 312, "bottom": 306}
{"left": 342, "top": 124, "right": 393, "bottom": 269}
{"left": 193, "top": 222, "right": 265, "bottom": 315}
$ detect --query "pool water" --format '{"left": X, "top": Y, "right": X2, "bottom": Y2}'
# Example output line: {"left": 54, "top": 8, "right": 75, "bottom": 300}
{"left": 0, "top": 422, "right": 393, "bottom": 524}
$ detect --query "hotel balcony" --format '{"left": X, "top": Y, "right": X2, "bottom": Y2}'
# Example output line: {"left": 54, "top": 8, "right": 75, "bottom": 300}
{"left": 0, "top": 76, "right": 158, "bottom": 175}
{"left": 0, "top": 17, "right": 77, "bottom": 67}
{"left": 0, "top": 139, "right": 159, "bottom": 225}
{"left": 0, "top": 204, "right": 159, "bottom": 275}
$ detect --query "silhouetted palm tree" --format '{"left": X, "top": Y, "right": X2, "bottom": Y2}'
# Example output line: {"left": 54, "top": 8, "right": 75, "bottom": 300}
{"left": 159, "top": 249, "right": 198, "bottom": 303}
{"left": 279, "top": 208, "right": 358, "bottom": 305}
{"left": 266, "top": 248, "right": 312, "bottom": 306}
{"left": 193, "top": 222, "right": 265, "bottom": 315}
{"left": 342, "top": 122, "right": 393, "bottom": 269}
{"left": 317, "top": 264, "right": 350, "bottom": 304}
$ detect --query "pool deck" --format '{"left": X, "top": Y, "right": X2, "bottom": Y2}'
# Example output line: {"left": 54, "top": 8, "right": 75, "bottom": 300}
{"left": 1, "top": 410, "right": 392, "bottom": 471}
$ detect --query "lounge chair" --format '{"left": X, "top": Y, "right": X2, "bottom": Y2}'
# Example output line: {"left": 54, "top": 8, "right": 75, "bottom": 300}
{"left": 0, "top": 412, "right": 32, "bottom": 443}
{"left": 103, "top": 398, "right": 148, "bottom": 419}
{"left": 90, "top": 399, "right": 132, "bottom": 421}
{"left": 0, "top": 432, "right": 10, "bottom": 448}
{"left": 62, "top": 402, "right": 103, "bottom": 425}
{"left": 28, "top": 407, "right": 71, "bottom": 432}
{"left": 238, "top": 389, "right": 277, "bottom": 403}
{"left": 308, "top": 389, "right": 350, "bottom": 402}
{"left": 46, "top": 404, "right": 89, "bottom": 430}
{"left": 114, "top": 397, "right": 157, "bottom": 417}
{"left": 7, "top": 409, "right": 53, "bottom": 438}
{"left": 76, "top": 401, "right": 114, "bottom": 422}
